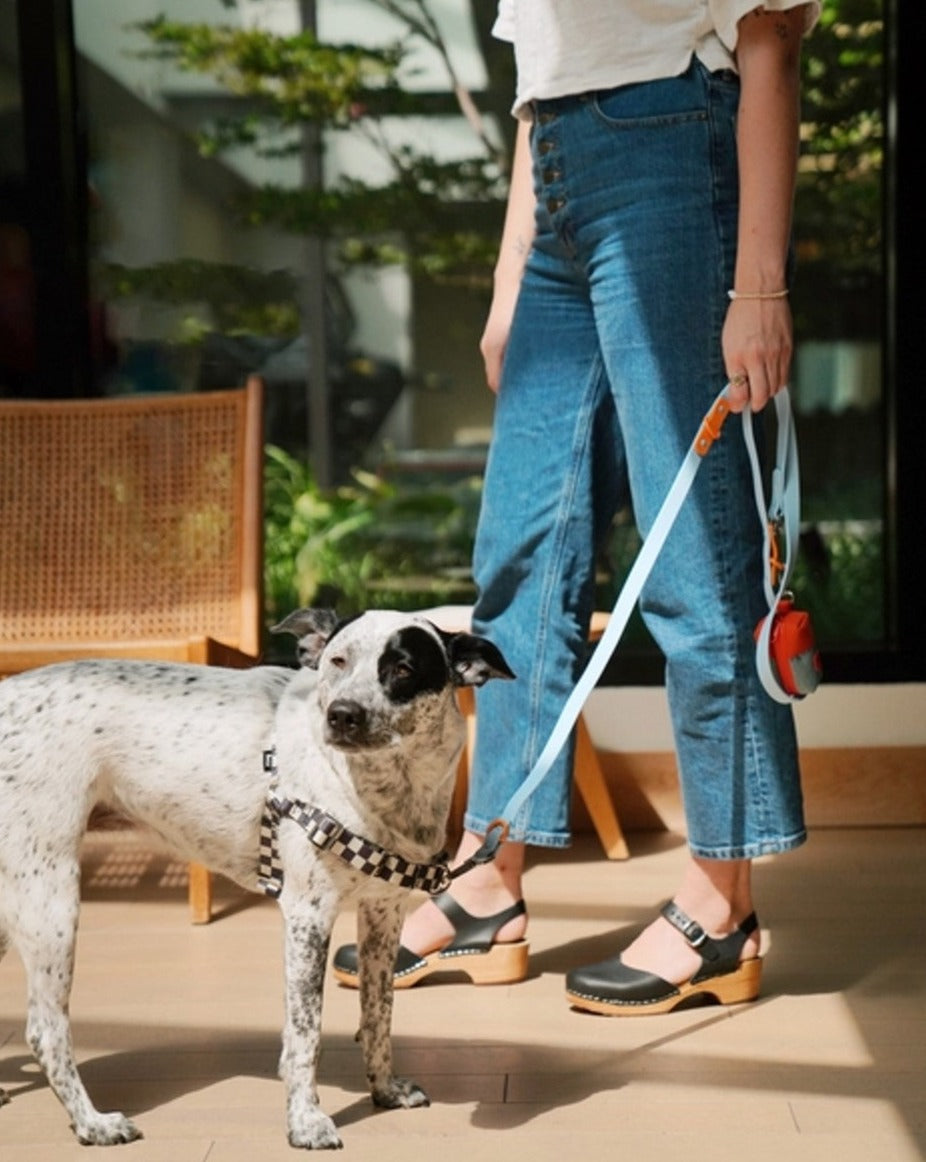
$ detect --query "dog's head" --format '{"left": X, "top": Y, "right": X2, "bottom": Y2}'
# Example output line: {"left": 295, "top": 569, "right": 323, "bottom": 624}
{"left": 272, "top": 607, "right": 514, "bottom": 751}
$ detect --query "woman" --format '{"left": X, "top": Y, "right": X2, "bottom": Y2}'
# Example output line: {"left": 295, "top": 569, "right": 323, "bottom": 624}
{"left": 337, "top": 0, "right": 819, "bottom": 1014}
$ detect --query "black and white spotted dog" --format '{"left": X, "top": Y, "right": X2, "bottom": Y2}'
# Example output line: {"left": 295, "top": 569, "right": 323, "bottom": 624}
{"left": 0, "top": 608, "right": 513, "bottom": 1149}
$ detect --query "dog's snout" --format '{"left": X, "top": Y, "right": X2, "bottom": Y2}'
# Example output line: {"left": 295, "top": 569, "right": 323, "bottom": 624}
{"left": 326, "top": 699, "right": 367, "bottom": 741}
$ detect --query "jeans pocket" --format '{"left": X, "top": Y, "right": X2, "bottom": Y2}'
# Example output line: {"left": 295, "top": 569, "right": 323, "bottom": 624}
{"left": 590, "top": 71, "right": 708, "bottom": 131}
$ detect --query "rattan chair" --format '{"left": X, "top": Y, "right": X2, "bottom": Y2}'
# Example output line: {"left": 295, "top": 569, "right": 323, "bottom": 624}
{"left": 0, "top": 377, "right": 265, "bottom": 922}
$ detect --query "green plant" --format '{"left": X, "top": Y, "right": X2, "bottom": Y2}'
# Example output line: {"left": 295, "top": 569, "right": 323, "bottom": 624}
{"left": 265, "top": 441, "right": 885, "bottom": 653}
{"left": 98, "top": 260, "right": 301, "bottom": 338}
{"left": 137, "top": 5, "right": 506, "bottom": 284}
{"left": 795, "top": 0, "right": 883, "bottom": 339}
{"left": 791, "top": 524, "right": 884, "bottom": 644}
{"left": 263, "top": 444, "right": 480, "bottom": 632}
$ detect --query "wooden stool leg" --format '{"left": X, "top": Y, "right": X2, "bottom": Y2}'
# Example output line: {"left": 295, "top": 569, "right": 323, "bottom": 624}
{"left": 188, "top": 861, "right": 213, "bottom": 924}
{"left": 574, "top": 715, "right": 630, "bottom": 860}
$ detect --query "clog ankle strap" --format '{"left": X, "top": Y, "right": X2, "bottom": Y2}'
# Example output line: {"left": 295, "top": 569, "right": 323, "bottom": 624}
{"left": 660, "top": 901, "right": 759, "bottom": 981}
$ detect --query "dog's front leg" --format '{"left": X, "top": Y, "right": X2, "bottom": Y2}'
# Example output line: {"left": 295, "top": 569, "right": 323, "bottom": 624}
{"left": 356, "top": 896, "right": 429, "bottom": 1111}
{"left": 278, "top": 892, "right": 341, "bottom": 1150}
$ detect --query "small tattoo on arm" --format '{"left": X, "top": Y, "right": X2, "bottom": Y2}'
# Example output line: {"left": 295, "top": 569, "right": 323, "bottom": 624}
{"left": 749, "top": 5, "right": 792, "bottom": 40}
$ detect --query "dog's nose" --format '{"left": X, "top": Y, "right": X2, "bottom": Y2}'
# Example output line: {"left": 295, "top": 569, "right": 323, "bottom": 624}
{"left": 326, "top": 699, "right": 367, "bottom": 739}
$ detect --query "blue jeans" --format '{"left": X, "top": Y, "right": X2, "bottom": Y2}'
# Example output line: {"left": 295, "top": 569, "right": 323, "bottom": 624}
{"left": 466, "top": 59, "right": 806, "bottom": 860}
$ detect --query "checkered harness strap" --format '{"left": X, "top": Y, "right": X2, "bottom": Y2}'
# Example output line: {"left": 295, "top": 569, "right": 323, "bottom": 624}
{"left": 257, "top": 749, "right": 453, "bottom": 900}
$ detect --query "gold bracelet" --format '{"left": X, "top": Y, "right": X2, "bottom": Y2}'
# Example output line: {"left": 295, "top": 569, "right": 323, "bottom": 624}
{"left": 727, "top": 288, "right": 789, "bottom": 301}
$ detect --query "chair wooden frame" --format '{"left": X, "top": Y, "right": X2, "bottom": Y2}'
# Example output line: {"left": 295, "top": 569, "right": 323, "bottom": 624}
{"left": 0, "top": 377, "right": 266, "bottom": 922}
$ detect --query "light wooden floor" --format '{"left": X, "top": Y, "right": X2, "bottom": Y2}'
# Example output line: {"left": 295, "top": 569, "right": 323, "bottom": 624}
{"left": 1, "top": 825, "right": 924, "bottom": 1161}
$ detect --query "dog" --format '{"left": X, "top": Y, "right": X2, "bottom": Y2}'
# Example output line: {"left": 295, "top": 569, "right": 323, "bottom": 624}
{"left": 0, "top": 608, "right": 513, "bottom": 1149}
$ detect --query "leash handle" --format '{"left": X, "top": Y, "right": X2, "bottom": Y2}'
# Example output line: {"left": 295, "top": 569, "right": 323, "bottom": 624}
{"left": 742, "top": 388, "right": 810, "bottom": 703}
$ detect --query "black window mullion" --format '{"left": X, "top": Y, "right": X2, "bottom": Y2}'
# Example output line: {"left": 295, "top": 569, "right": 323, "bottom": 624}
{"left": 16, "top": 0, "right": 90, "bottom": 398}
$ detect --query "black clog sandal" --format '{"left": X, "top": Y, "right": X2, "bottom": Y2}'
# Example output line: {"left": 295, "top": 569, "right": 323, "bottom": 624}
{"left": 332, "top": 893, "right": 529, "bottom": 989}
{"left": 565, "top": 901, "right": 762, "bottom": 1016}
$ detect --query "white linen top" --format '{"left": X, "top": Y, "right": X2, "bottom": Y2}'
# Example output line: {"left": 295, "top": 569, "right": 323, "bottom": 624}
{"left": 494, "top": 0, "right": 820, "bottom": 118}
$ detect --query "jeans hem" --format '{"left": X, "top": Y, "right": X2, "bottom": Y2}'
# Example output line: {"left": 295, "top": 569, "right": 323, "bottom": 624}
{"left": 463, "top": 812, "right": 573, "bottom": 850}
{"left": 687, "top": 827, "right": 807, "bottom": 862}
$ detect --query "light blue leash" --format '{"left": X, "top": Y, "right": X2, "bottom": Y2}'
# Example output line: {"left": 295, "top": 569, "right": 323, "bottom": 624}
{"left": 469, "top": 384, "right": 802, "bottom": 866}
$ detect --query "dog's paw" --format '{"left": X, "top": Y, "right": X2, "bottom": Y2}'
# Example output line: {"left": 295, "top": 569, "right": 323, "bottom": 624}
{"left": 371, "top": 1077, "right": 430, "bottom": 1110}
{"left": 74, "top": 1110, "right": 142, "bottom": 1145}
{"left": 287, "top": 1108, "right": 343, "bottom": 1150}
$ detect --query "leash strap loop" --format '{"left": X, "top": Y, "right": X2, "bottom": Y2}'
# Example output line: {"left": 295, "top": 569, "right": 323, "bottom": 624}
{"left": 742, "top": 389, "right": 806, "bottom": 703}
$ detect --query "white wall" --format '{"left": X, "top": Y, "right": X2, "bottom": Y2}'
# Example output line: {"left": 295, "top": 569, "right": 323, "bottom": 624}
{"left": 585, "top": 684, "right": 926, "bottom": 752}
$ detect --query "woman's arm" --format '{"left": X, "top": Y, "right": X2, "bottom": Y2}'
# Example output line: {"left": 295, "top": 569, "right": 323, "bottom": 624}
{"left": 479, "top": 119, "right": 535, "bottom": 393}
{"left": 724, "top": 4, "right": 808, "bottom": 412}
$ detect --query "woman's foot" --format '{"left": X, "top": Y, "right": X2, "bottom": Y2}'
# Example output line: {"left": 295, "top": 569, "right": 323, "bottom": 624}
{"left": 565, "top": 902, "right": 762, "bottom": 1015}
{"left": 618, "top": 901, "right": 761, "bottom": 986}
{"left": 565, "top": 856, "right": 762, "bottom": 1015}
{"left": 332, "top": 893, "right": 530, "bottom": 988}
{"left": 330, "top": 830, "right": 530, "bottom": 989}
{"left": 401, "top": 831, "right": 528, "bottom": 956}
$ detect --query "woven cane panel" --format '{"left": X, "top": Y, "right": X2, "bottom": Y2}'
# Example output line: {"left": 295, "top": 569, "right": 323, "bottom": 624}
{"left": 0, "top": 393, "right": 249, "bottom": 646}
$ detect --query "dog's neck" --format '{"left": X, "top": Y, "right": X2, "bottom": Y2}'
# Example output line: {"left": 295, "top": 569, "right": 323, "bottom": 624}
{"left": 339, "top": 740, "right": 460, "bottom": 859}
{"left": 274, "top": 733, "right": 461, "bottom": 865}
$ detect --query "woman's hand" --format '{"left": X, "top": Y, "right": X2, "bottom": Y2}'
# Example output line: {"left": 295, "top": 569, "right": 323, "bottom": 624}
{"left": 723, "top": 295, "right": 794, "bottom": 413}
{"left": 480, "top": 278, "right": 521, "bottom": 394}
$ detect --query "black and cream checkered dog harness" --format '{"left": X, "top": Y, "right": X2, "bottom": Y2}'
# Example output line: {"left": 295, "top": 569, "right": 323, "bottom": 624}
{"left": 257, "top": 749, "right": 453, "bottom": 899}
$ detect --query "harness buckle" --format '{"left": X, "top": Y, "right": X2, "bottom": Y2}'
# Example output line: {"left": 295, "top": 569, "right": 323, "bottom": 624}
{"left": 306, "top": 812, "right": 344, "bottom": 850}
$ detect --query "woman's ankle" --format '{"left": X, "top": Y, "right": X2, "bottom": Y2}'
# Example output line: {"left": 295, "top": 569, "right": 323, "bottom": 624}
{"left": 619, "top": 857, "right": 758, "bottom": 981}
{"left": 672, "top": 856, "right": 755, "bottom": 934}
{"left": 451, "top": 830, "right": 526, "bottom": 899}
{"left": 400, "top": 831, "right": 528, "bottom": 954}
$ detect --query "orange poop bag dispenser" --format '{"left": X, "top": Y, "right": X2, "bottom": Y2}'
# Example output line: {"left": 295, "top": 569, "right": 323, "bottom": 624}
{"left": 754, "top": 595, "right": 822, "bottom": 699}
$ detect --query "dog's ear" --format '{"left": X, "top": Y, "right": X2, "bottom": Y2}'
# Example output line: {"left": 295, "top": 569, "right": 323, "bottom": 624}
{"left": 271, "top": 608, "right": 340, "bottom": 669}
{"left": 440, "top": 631, "right": 516, "bottom": 688}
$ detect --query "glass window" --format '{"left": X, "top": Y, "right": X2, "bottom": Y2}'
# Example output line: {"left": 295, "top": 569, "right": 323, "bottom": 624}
{"left": 6, "top": 0, "right": 916, "bottom": 678}
{"left": 790, "top": 2, "right": 884, "bottom": 653}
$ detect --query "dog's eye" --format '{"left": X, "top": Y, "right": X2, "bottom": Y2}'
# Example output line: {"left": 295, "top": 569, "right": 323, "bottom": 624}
{"left": 392, "top": 662, "right": 413, "bottom": 681}
{"left": 328, "top": 655, "right": 347, "bottom": 670}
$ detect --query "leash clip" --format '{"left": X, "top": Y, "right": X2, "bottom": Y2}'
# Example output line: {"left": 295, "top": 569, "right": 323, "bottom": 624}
{"left": 767, "top": 516, "right": 786, "bottom": 590}
{"left": 445, "top": 819, "right": 510, "bottom": 887}
{"left": 470, "top": 819, "right": 509, "bottom": 865}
